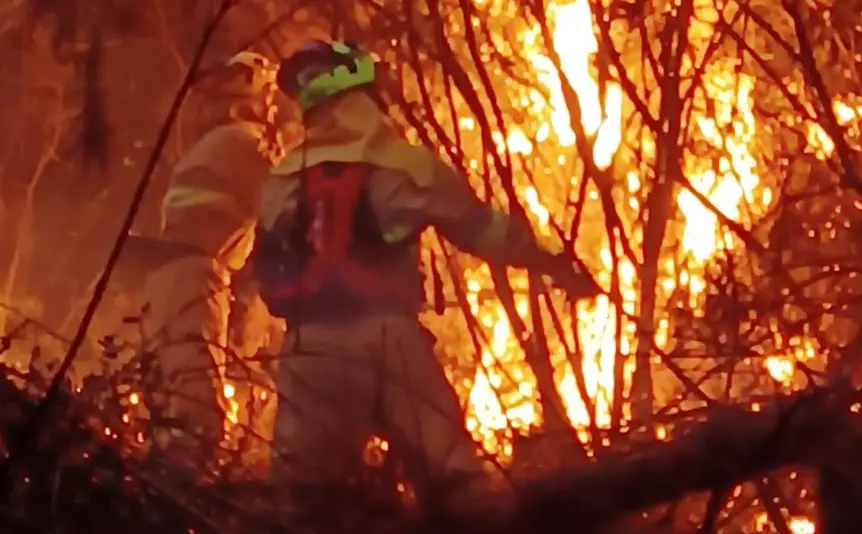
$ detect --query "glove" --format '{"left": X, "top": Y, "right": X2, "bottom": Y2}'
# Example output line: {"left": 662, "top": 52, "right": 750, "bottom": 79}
{"left": 541, "top": 252, "right": 602, "bottom": 303}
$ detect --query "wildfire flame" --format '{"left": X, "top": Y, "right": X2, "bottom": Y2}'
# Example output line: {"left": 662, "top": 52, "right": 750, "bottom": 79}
{"left": 444, "top": 2, "right": 833, "bottom": 530}
{"left": 457, "top": 0, "right": 839, "bottom": 451}
{"left": 807, "top": 98, "right": 862, "bottom": 159}
{"left": 459, "top": 0, "right": 631, "bottom": 457}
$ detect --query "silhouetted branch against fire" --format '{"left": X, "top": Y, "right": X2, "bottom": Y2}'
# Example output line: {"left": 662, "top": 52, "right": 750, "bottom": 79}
{"left": 512, "top": 383, "right": 862, "bottom": 532}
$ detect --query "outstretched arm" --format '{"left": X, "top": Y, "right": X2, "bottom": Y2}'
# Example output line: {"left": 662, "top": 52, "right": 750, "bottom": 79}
{"left": 423, "top": 160, "right": 549, "bottom": 267}
{"left": 421, "top": 159, "right": 601, "bottom": 300}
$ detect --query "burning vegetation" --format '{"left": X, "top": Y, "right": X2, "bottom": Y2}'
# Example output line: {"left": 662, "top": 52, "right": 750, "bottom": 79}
{"left": 1, "top": 0, "right": 862, "bottom": 532}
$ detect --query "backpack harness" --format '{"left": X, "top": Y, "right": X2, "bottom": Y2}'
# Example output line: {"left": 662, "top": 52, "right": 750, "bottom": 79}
{"left": 255, "top": 162, "right": 418, "bottom": 321}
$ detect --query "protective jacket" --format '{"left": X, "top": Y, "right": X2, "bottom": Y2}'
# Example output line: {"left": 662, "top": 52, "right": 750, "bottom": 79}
{"left": 255, "top": 160, "right": 421, "bottom": 323}
{"left": 257, "top": 92, "right": 559, "bottom": 325}
{"left": 162, "top": 120, "right": 274, "bottom": 271}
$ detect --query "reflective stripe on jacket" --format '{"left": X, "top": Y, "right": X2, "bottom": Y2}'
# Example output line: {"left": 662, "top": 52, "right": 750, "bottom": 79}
{"left": 159, "top": 121, "right": 275, "bottom": 271}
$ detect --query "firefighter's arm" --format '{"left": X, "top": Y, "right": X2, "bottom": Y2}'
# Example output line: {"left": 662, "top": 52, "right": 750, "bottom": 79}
{"left": 422, "top": 158, "right": 548, "bottom": 266}
{"left": 160, "top": 167, "right": 252, "bottom": 255}
{"left": 424, "top": 160, "right": 601, "bottom": 301}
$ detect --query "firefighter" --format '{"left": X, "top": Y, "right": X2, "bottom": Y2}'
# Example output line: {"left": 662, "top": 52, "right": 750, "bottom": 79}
{"left": 255, "top": 41, "right": 601, "bottom": 500}
{"left": 141, "top": 51, "right": 283, "bottom": 467}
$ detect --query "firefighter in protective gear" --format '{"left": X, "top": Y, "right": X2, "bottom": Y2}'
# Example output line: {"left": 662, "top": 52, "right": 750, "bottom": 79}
{"left": 141, "top": 51, "right": 283, "bottom": 469}
{"left": 255, "top": 41, "right": 601, "bottom": 495}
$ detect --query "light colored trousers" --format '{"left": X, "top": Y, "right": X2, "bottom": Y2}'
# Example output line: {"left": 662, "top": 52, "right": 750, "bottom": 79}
{"left": 142, "top": 255, "right": 276, "bottom": 475}
{"left": 142, "top": 255, "right": 230, "bottom": 441}
{"left": 273, "top": 312, "right": 492, "bottom": 487}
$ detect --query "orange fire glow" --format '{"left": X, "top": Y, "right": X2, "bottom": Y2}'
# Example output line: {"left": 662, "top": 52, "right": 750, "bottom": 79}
{"left": 426, "top": 0, "right": 836, "bottom": 529}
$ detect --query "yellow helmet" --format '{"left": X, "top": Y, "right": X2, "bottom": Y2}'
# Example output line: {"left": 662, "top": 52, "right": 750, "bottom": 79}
{"left": 194, "top": 51, "right": 277, "bottom": 99}
{"left": 193, "top": 51, "right": 285, "bottom": 164}
{"left": 216, "top": 51, "right": 277, "bottom": 98}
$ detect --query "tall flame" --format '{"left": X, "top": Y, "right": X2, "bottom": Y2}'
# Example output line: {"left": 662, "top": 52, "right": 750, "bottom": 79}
{"left": 436, "top": 0, "right": 834, "bottom": 529}
{"left": 455, "top": 0, "right": 823, "bottom": 469}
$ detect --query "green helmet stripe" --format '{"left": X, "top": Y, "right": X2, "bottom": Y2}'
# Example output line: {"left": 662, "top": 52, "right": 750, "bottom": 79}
{"left": 295, "top": 41, "right": 376, "bottom": 111}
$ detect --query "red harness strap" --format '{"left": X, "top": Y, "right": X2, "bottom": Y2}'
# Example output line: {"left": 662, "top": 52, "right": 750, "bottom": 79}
{"left": 270, "top": 163, "right": 414, "bottom": 301}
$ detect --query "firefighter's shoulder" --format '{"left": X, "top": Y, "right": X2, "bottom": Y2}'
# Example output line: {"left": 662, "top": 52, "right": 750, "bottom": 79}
{"left": 175, "top": 122, "right": 270, "bottom": 178}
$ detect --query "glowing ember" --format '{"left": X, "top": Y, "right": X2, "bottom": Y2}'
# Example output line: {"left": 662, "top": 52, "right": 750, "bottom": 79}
{"left": 755, "top": 512, "right": 816, "bottom": 533}
{"left": 764, "top": 335, "right": 818, "bottom": 386}
{"left": 223, "top": 382, "right": 239, "bottom": 428}
{"left": 806, "top": 97, "right": 862, "bottom": 159}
